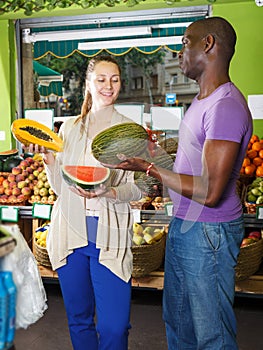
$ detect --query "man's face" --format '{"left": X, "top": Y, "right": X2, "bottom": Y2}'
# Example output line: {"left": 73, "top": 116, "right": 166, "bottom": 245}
{"left": 178, "top": 23, "right": 205, "bottom": 81}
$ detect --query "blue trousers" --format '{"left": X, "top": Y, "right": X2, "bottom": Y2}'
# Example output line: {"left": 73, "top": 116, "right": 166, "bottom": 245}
{"left": 163, "top": 216, "right": 244, "bottom": 350}
{"left": 57, "top": 217, "right": 131, "bottom": 350}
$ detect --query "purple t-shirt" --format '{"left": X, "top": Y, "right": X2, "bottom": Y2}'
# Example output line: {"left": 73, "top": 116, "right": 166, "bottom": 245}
{"left": 169, "top": 82, "right": 252, "bottom": 222}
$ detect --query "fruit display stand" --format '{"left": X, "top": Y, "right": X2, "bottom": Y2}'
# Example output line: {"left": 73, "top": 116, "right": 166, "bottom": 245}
{"left": 2, "top": 204, "right": 263, "bottom": 295}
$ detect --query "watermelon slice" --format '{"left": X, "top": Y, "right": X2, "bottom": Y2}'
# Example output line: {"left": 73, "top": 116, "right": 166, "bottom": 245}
{"left": 61, "top": 165, "right": 110, "bottom": 190}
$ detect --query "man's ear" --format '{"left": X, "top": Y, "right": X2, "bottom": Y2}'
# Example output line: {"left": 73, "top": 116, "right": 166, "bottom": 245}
{"left": 204, "top": 34, "right": 215, "bottom": 53}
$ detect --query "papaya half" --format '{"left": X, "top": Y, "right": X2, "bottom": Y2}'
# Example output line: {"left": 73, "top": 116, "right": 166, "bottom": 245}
{"left": 11, "top": 119, "right": 63, "bottom": 152}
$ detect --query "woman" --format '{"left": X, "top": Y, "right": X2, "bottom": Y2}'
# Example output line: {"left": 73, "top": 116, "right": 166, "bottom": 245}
{"left": 25, "top": 55, "right": 142, "bottom": 350}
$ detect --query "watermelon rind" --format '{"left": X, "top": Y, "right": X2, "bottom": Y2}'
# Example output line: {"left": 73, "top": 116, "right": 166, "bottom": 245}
{"left": 61, "top": 166, "right": 111, "bottom": 190}
{"left": 0, "top": 149, "right": 19, "bottom": 160}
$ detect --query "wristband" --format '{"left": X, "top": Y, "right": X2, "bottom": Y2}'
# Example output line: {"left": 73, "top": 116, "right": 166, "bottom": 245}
{"left": 146, "top": 162, "right": 154, "bottom": 177}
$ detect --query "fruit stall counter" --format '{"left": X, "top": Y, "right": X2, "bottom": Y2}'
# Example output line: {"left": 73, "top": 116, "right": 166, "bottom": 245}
{"left": 3, "top": 206, "right": 263, "bottom": 295}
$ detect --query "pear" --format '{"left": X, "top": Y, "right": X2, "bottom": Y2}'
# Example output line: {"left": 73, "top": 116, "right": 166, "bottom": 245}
{"left": 133, "top": 234, "right": 144, "bottom": 246}
{"left": 143, "top": 233, "right": 154, "bottom": 244}
{"left": 143, "top": 226, "right": 152, "bottom": 235}
{"left": 133, "top": 223, "right": 143, "bottom": 235}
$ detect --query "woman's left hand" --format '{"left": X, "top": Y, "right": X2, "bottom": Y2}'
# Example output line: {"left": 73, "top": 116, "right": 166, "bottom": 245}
{"left": 69, "top": 184, "right": 111, "bottom": 199}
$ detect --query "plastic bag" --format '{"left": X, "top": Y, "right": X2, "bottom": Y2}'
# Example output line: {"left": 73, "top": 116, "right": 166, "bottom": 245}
{"left": 0, "top": 224, "right": 48, "bottom": 329}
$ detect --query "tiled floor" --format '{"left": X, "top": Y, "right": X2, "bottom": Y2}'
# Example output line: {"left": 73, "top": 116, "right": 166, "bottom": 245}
{"left": 13, "top": 282, "right": 263, "bottom": 350}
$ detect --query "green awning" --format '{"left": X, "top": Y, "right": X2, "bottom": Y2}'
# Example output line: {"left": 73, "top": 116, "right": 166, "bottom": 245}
{"left": 32, "top": 16, "right": 206, "bottom": 59}
{"left": 33, "top": 61, "right": 63, "bottom": 97}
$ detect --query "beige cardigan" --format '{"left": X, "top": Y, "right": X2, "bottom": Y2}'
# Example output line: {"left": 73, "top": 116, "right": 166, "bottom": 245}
{"left": 45, "top": 109, "right": 142, "bottom": 282}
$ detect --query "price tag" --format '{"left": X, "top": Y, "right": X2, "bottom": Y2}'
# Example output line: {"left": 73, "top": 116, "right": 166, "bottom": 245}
{"left": 132, "top": 209, "right": 141, "bottom": 223}
{"left": 165, "top": 203, "right": 173, "bottom": 216}
{"left": 32, "top": 203, "right": 52, "bottom": 220}
{"left": 256, "top": 206, "right": 263, "bottom": 219}
{"left": 0, "top": 206, "right": 19, "bottom": 222}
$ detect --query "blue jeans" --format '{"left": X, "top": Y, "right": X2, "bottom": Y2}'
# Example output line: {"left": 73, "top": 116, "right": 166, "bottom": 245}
{"left": 163, "top": 216, "right": 244, "bottom": 350}
{"left": 57, "top": 217, "right": 131, "bottom": 350}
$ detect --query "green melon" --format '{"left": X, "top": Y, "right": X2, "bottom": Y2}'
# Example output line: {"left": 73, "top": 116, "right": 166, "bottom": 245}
{"left": 2, "top": 155, "right": 24, "bottom": 172}
{"left": 91, "top": 123, "right": 149, "bottom": 164}
{"left": 61, "top": 165, "right": 111, "bottom": 190}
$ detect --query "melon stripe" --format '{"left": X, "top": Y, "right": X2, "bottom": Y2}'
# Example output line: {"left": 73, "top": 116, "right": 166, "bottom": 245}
{"left": 91, "top": 123, "right": 149, "bottom": 164}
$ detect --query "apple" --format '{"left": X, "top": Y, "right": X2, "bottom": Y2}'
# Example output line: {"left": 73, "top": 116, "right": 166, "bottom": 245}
{"left": 241, "top": 238, "right": 255, "bottom": 247}
{"left": 34, "top": 195, "right": 41, "bottom": 202}
{"left": 8, "top": 195, "right": 18, "bottom": 203}
{"left": 12, "top": 167, "right": 22, "bottom": 175}
{"left": 0, "top": 186, "right": 5, "bottom": 195}
{"left": 17, "top": 180, "right": 26, "bottom": 189}
{"left": 37, "top": 180, "right": 44, "bottom": 189}
{"left": 2, "top": 179, "right": 9, "bottom": 188}
{"left": 0, "top": 194, "right": 8, "bottom": 202}
{"left": 15, "top": 174, "right": 25, "bottom": 183}
{"left": 33, "top": 170, "right": 39, "bottom": 177}
{"left": 49, "top": 188, "right": 54, "bottom": 195}
{"left": 4, "top": 188, "right": 13, "bottom": 196}
{"left": 25, "top": 157, "right": 34, "bottom": 164}
{"left": 7, "top": 174, "right": 16, "bottom": 183}
{"left": 26, "top": 166, "right": 33, "bottom": 174}
{"left": 41, "top": 196, "right": 48, "bottom": 203}
{"left": 17, "top": 194, "right": 25, "bottom": 201}
{"left": 21, "top": 187, "right": 31, "bottom": 196}
{"left": 30, "top": 163, "right": 37, "bottom": 171}
{"left": 19, "top": 160, "right": 30, "bottom": 169}
{"left": 12, "top": 187, "right": 21, "bottom": 196}
{"left": 21, "top": 170, "right": 28, "bottom": 178}
{"left": 9, "top": 181, "right": 17, "bottom": 189}
{"left": 248, "top": 231, "right": 261, "bottom": 240}
{"left": 44, "top": 181, "right": 50, "bottom": 189}
{"left": 39, "top": 187, "right": 49, "bottom": 197}
{"left": 48, "top": 194, "right": 56, "bottom": 203}
{"left": 28, "top": 173, "right": 35, "bottom": 181}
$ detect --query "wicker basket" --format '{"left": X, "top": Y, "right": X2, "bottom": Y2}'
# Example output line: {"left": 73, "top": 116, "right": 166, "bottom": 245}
{"left": 33, "top": 239, "right": 52, "bottom": 268}
{"left": 235, "top": 238, "right": 263, "bottom": 281}
{"left": 132, "top": 233, "right": 166, "bottom": 278}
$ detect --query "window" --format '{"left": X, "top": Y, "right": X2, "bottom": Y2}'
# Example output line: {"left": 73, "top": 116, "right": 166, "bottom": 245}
{"left": 132, "top": 77, "right": 143, "bottom": 90}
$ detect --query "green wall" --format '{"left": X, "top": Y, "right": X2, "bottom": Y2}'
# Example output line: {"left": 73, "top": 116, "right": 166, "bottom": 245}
{"left": 0, "top": 20, "right": 16, "bottom": 151}
{"left": 214, "top": 2, "right": 263, "bottom": 138}
{"left": 0, "top": 0, "right": 262, "bottom": 151}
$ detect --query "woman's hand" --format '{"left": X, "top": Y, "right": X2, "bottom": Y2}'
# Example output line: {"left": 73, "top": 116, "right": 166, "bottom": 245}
{"left": 69, "top": 184, "right": 116, "bottom": 199}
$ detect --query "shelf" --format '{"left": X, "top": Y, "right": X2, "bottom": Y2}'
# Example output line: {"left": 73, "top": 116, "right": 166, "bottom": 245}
{"left": 14, "top": 208, "right": 263, "bottom": 296}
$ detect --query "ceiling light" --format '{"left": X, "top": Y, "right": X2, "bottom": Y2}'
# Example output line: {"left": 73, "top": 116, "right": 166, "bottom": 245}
{"left": 24, "top": 26, "right": 152, "bottom": 43}
{"left": 152, "top": 22, "right": 192, "bottom": 29}
{"left": 78, "top": 36, "right": 183, "bottom": 50}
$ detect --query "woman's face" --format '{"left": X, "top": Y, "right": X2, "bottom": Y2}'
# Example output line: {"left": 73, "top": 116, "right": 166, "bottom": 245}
{"left": 87, "top": 61, "right": 121, "bottom": 110}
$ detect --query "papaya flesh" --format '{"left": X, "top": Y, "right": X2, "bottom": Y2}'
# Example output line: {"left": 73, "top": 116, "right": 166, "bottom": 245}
{"left": 11, "top": 119, "right": 63, "bottom": 152}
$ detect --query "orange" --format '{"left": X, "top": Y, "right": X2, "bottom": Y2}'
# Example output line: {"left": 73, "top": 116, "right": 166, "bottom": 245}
{"left": 259, "top": 149, "right": 263, "bottom": 159}
{"left": 256, "top": 165, "right": 263, "bottom": 177}
{"left": 242, "top": 157, "right": 251, "bottom": 168}
{"left": 245, "top": 165, "right": 256, "bottom": 175}
{"left": 260, "top": 139, "right": 263, "bottom": 144}
{"left": 247, "top": 142, "right": 252, "bottom": 150}
{"left": 253, "top": 157, "right": 263, "bottom": 167}
{"left": 250, "top": 134, "right": 259, "bottom": 144}
{"left": 240, "top": 167, "right": 245, "bottom": 174}
{"left": 252, "top": 141, "right": 263, "bottom": 152}
{"left": 247, "top": 149, "right": 257, "bottom": 159}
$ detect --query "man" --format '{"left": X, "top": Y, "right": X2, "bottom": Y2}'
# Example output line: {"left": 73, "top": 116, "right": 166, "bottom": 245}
{"left": 105, "top": 17, "right": 252, "bottom": 349}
